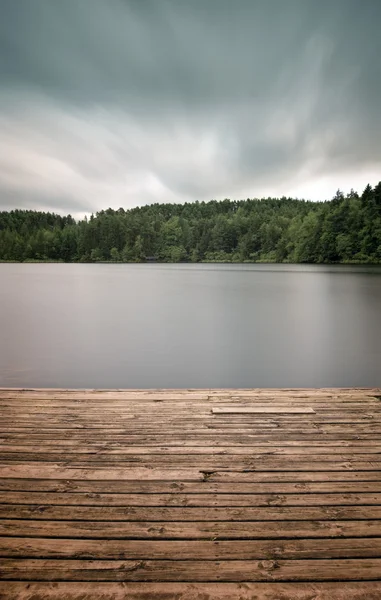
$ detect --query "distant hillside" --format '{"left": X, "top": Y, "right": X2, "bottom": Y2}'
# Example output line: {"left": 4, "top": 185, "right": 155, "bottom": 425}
{"left": 1, "top": 184, "right": 380, "bottom": 263}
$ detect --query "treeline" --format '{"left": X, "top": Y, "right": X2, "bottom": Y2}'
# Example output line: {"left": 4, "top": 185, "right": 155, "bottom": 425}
{"left": 0, "top": 183, "right": 380, "bottom": 263}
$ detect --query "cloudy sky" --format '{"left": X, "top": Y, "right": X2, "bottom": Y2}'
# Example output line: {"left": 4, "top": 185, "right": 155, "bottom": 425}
{"left": 0, "top": 0, "right": 380, "bottom": 217}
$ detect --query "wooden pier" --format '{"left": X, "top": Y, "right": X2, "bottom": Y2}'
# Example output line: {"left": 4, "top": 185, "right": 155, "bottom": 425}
{"left": 0, "top": 388, "right": 381, "bottom": 599}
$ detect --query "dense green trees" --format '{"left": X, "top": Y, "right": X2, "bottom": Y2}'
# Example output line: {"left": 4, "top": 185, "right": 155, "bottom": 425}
{"left": 1, "top": 183, "right": 381, "bottom": 263}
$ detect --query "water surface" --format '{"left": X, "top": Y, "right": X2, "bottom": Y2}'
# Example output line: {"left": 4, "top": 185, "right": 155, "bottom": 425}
{"left": 1, "top": 263, "right": 380, "bottom": 388}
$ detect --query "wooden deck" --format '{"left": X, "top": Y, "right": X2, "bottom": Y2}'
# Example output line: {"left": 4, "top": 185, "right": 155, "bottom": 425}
{"left": 0, "top": 388, "right": 381, "bottom": 599}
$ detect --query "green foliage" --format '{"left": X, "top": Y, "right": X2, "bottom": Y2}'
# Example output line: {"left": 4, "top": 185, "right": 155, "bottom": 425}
{"left": 90, "top": 248, "right": 103, "bottom": 262}
{"left": 110, "top": 247, "right": 120, "bottom": 261}
{"left": 1, "top": 184, "right": 381, "bottom": 263}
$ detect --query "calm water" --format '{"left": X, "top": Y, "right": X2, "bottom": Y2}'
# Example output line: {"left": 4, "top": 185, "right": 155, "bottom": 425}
{"left": 0, "top": 263, "right": 380, "bottom": 388}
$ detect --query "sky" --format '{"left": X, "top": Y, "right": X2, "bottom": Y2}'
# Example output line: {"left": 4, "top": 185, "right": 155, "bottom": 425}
{"left": 0, "top": 0, "right": 380, "bottom": 217}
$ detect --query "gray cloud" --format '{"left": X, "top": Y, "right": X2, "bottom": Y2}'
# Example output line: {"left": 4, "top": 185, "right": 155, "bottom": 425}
{"left": 0, "top": 0, "right": 380, "bottom": 216}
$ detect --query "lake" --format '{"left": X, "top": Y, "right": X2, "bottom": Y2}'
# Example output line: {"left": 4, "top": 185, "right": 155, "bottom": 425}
{"left": 0, "top": 263, "right": 380, "bottom": 388}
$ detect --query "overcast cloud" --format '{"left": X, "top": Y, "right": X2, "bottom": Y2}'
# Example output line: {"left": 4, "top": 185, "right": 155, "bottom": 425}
{"left": 0, "top": 0, "right": 380, "bottom": 216}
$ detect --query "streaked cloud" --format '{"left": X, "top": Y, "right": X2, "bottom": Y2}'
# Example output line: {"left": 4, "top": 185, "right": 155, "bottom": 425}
{"left": 0, "top": 0, "right": 380, "bottom": 216}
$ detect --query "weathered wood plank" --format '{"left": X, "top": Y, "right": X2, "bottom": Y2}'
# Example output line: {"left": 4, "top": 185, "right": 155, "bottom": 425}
{"left": 1, "top": 460, "right": 379, "bottom": 472}
{"left": 1, "top": 519, "right": 380, "bottom": 539}
{"left": 1, "top": 466, "right": 379, "bottom": 481}
{"left": 3, "top": 433, "right": 381, "bottom": 442}
{"left": 2, "top": 582, "right": 381, "bottom": 600}
{"left": 0, "top": 466, "right": 203, "bottom": 480}
{"left": 2, "top": 537, "right": 381, "bottom": 559}
{"left": 1, "top": 478, "right": 381, "bottom": 494}
{"left": 2, "top": 453, "right": 381, "bottom": 466}
{"left": 212, "top": 407, "right": 316, "bottom": 414}
{"left": 2, "top": 444, "right": 381, "bottom": 455}
{"left": 2, "top": 491, "right": 380, "bottom": 507}
{"left": 1, "top": 505, "right": 380, "bottom": 521}
{"left": 2, "top": 558, "right": 381, "bottom": 581}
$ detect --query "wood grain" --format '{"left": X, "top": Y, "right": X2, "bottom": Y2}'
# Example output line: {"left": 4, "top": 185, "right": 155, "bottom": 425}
{"left": 2, "top": 557, "right": 381, "bottom": 581}
{"left": 0, "top": 387, "right": 380, "bottom": 599}
{"left": 2, "top": 582, "right": 381, "bottom": 600}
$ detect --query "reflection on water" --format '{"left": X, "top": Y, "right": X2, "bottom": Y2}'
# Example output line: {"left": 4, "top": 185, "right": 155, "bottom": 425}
{"left": 0, "top": 263, "right": 380, "bottom": 388}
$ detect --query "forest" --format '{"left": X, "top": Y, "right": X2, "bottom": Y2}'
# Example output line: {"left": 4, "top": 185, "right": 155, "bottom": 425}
{"left": 0, "top": 183, "right": 380, "bottom": 264}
